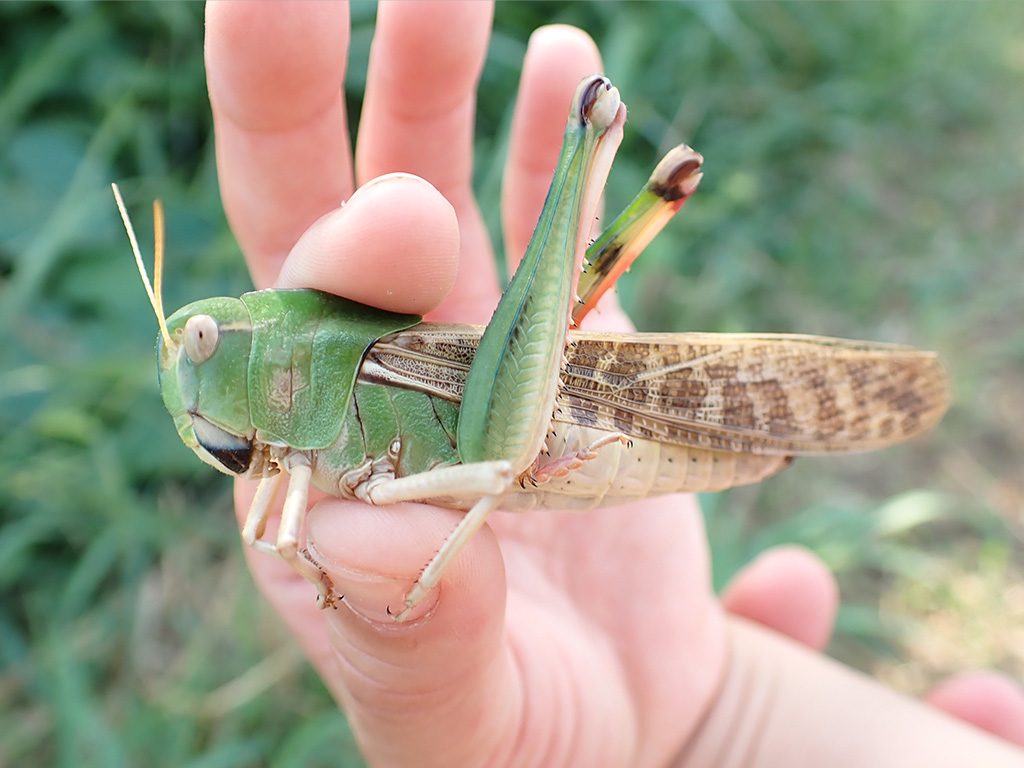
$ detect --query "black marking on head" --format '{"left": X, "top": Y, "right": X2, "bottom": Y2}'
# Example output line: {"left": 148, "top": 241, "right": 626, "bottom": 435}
{"left": 205, "top": 444, "right": 253, "bottom": 474}
{"left": 192, "top": 414, "right": 254, "bottom": 475}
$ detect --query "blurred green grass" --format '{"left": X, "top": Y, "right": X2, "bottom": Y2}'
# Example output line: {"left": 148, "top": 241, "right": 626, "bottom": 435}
{"left": 1, "top": 2, "right": 1023, "bottom": 765}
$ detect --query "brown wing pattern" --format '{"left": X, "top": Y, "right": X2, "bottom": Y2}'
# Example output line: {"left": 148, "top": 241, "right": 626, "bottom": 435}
{"left": 361, "top": 325, "right": 950, "bottom": 456}
{"left": 558, "top": 331, "right": 949, "bottom": 455}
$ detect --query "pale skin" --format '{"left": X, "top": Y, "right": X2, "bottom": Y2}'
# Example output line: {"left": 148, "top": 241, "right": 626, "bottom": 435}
{"left": 204, "top": 2, "right": 1024, "bottom": 766}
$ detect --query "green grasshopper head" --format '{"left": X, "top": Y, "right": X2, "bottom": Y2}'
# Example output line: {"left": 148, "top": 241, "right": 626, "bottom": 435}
{"left": 113, "top": 184, "right": 259, "bottom": 478}
{"left": 159, "top": 298, "right": 258, "bottom": 476}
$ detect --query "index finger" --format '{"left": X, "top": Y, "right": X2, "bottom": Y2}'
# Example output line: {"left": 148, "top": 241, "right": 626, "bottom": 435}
{"left": 205, "top": 1, "right": 354, "bottom": 289}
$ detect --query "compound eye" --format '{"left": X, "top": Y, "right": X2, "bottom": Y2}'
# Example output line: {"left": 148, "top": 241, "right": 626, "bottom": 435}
{"left": 183, "top": 314, "right": 219, "bottom": 364}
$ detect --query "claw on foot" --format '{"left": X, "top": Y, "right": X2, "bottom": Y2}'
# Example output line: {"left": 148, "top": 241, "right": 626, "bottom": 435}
{"left": 389, "top": 603, "right": 413, "bottom": 623}
{"left": 389, "top": 580, "right": 431, "bottom": 623}
{"left": 309, "top": 557, "right": 341, "bottom": 610}
{"left": 316, "top": 591, "right": 341, "bottom": 610}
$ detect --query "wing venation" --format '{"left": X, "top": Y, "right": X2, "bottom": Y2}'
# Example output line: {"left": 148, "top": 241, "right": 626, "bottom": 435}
{"left": 361, "top": 326, "right": 950, "bottom": 456}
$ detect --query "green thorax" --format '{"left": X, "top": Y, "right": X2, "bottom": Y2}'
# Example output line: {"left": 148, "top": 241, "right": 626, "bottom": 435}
{"left": 315, "top": 381, "right": 461, "bottom": 488}
{"left": 240, "top": 290, "right": 420, "bottom": 450}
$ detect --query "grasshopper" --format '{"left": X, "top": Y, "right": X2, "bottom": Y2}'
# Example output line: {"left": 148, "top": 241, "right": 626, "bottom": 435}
{"left": 117, "top": 75, "right": 949, "bottom": 621}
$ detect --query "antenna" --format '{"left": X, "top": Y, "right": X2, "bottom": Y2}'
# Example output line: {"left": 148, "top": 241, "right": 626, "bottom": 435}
{"left": 112, "top": 183, "right": 173, "bottom": 348}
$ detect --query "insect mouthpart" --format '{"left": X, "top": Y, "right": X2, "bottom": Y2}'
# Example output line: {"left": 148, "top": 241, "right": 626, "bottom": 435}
{"left": 191, "top": 413, "right": 254, "bottom": 475}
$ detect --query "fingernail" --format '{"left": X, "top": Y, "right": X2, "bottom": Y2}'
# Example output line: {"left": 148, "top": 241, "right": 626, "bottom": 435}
{"left": 351, "top": 171, "right": 433, "bottom": 198}
{"left": 331, "top": 573, "right": 436, "bottom": 626}
{"left": 308, "top": 555, "right": 440, "bottom": 625}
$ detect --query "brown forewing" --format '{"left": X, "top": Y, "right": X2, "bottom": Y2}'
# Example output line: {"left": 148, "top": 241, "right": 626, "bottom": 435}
{"left": 361, "top": 326, "right": 950, "bottom": 456}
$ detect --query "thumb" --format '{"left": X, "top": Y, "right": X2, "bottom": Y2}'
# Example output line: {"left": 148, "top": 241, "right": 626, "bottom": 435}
{"left": 306, "top": 499, "right": 516, "bottom": 766}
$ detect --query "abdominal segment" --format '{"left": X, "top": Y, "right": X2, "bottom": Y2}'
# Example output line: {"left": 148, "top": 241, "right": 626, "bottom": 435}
{"left": 496, "top": 424, "right": 793, "bottom": 511}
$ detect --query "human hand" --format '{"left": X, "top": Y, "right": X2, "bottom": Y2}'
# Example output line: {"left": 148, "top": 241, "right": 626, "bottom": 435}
{"left": 205, "top": 3, "right": 1024, "bottom": 765}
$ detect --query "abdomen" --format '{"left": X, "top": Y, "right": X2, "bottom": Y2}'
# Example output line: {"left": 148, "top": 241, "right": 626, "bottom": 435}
{"left": 495, "top": 424, "right": 793, "bottom": 511}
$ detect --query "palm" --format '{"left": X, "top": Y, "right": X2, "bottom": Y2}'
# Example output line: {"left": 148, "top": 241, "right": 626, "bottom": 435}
{"left": 489, "top": 495, "right": 721, "bottom": 763}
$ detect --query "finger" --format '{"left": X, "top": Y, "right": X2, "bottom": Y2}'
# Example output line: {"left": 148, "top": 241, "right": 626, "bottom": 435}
{"left": 720, "top": 545, "right": 839, "bottom": 651}
{"left": 357, "top": 1, "right": 492, "bottom": 195}
{"left": 306, "top": 499, "right": 513, "bottom": 765}
{"left": 356, "top": 1, "right": 497, "bottom": 323}
{"left": 206, "top": 1, "right": 353, "bottom": 289}
{"left": 275, "top": 173, "right": 460, "bottom": 315}
{"left": 926, "top": 672, "right": 1024, "bottom": 746}
{"left": 502, "top": 26, "right": 602, "bottom": 269}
